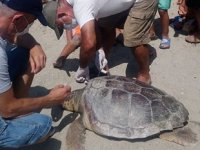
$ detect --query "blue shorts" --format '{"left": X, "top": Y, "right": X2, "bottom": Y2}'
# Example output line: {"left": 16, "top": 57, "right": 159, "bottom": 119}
{"left": 0, "top": 113, "right": 53, "bottom": 148}
{"left": 158, "top": 0, "right": 172, "bottom": 10}
{"left": 6, "top": 45, "right": 29, "bottom": 82}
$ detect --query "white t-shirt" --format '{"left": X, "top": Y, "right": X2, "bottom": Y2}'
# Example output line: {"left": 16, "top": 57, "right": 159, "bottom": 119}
{"left": 66, "top": 0, "right": 137, "bottom": 28}
{"left": 0, "top": 37, "right": 11, "bottom": 94}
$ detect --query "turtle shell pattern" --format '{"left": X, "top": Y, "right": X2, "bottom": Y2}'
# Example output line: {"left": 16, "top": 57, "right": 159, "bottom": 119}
{"left": 81, "top": 76, "right": 189, "bottom": 139}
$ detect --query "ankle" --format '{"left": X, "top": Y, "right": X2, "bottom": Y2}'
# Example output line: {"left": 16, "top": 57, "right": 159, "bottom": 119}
{"left": 137, "top": 73, "right": 151, "bottom": 85}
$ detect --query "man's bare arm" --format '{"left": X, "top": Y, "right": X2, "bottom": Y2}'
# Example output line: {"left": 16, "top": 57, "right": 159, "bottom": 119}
{"left": 0, "top": 85, "right": 71, "bottom": 118}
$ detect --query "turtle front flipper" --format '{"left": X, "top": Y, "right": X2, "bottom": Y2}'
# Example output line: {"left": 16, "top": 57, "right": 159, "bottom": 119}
{"left": 159, "top": 121, "right": 200, "bottom": 146}
{"left": 66, "top": 117, "right": 86, "bottom": 150}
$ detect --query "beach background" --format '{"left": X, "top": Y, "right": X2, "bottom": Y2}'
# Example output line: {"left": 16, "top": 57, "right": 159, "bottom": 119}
{"left": 18, "top": 1, "right": 200, "bottom": 150}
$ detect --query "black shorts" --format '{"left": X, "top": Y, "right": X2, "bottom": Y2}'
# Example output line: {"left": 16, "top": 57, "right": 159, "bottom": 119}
{"left": 6, "top": 45, "right": 29, "bottom": 82}
{"left": 186, "top": 0, "right": 200, "bottom": 9}
{"left": 97, "top": 9, "right": 130, "bottom": 29}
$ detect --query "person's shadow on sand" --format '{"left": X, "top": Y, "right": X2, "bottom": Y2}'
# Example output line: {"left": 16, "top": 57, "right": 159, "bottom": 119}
{"left": 115, "top": 44, "right": 157, "bottom": 78}
{"left": 51, "top": 43, "right": 157, "bottom": 80}
{"left": 29, "top": 86, "right": 50, "bottom": 97}
{"left": 56, "top": 58, "right": 79, "bottom": 77}
{"left": 90, "top": 43, "right": 157, "bottom": 79}
{"left": 13, "top": 139, "right": 62, "bottom": 150}
{"left": 80, "top": 44, "right": 157, "bottom": 79}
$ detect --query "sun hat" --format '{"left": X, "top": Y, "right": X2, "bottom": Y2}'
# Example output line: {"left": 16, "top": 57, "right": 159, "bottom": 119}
{"left": 43, "top": 0, "right": 63, "bottom": 39}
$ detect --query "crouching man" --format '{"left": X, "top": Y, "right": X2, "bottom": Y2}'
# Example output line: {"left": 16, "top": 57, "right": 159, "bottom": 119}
{"left": 0, "top": 0, "right": 71, "bottom": 148}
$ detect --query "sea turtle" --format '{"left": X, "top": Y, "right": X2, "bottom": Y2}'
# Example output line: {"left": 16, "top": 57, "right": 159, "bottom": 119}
{"left": 63, "top": 75, "right": 200, "bottom": 150}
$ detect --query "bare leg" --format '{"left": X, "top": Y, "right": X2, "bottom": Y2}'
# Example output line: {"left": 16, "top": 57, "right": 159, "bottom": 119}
{"left": 193, "top": 9, "right": 200, "bottom": 36}
{"left": 102, "top": 28, "right": 115, "bottom": 73}
{"left": 133, "top": 44, "right": 151, "bottom": 84}
{"left": 159, "top": 9, "right": 170, "bottom": 39}
{"left": 12, "top": 65, "right": 34, "bottom": 98}
{"left": 185, "top": 9, "right": 200, "bottom": 43}
{"left": 97, "top": 27, "right": 115, "bottom": 56}
{"left": 159, "top": 9, "right": 171, "bottom": 49}
{"left": 115, "top": 28, "right": 123, "bottom": 37}
{"left": 95, "top": 27, "right": 115, "bottom": 74}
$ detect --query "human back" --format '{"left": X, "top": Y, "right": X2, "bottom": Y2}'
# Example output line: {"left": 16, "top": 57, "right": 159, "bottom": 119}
{"left": 68, "top": 0, "right": 136, "bottom": 27}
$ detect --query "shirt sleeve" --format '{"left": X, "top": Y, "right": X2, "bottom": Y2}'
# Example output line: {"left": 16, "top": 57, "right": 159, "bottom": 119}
{"left": 73, "top": 0, "right": 97, "bottom": 28}
{"left": 0, "top": 46, "right": 12, "bottom": 94}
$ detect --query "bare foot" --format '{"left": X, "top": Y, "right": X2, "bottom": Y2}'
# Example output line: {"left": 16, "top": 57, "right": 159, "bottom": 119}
{"left": 185, "top": 33, "right": 200, "bottom": 44}
{"left": 136, "top": 74, "right": 152, "bottom": 85}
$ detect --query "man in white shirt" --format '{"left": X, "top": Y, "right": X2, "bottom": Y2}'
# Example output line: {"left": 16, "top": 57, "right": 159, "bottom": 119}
{"left": 43, "top": 0, "right": 157, "bottom": 84}
{"left": 0, "top": 0, "right": 71, "bottom": 148}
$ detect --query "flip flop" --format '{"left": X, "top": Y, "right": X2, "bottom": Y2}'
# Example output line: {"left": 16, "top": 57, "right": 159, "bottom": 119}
{"left": 185, "top": 35, "right": 200, "bottom": 44}
{"left": 159, "top": 38, "right": 171, "bottom": 49}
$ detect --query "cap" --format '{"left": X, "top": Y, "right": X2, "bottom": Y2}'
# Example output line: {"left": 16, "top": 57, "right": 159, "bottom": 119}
{"left": 43, "top": 0, "right": 63, "bottom": 39}
{"left": 1, "top": 0, "right": 48, "bottom": 26}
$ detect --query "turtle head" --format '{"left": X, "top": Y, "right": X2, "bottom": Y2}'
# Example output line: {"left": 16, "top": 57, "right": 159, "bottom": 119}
{"left": 62, "top": 88, "right": 84, "bottom": 112}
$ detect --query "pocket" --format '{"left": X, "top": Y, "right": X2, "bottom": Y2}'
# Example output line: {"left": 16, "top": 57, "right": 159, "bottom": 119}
{"left": 130, "top": 12, "right": 153, "bottom": 20}
{"left": 129, "top": 0, "right": 157, "bottom": 20}
{"left": 0, "top": 117, "right": 7, "bottom": 134}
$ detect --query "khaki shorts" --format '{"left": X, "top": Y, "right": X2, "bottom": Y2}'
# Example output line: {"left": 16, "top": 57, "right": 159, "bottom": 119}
{"left": 123, "top": 0, "right": 158, "bottom": 47}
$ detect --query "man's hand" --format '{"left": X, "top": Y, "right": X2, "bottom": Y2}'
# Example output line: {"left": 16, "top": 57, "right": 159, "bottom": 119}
{"left": 75, "top": 66, "right": 89, "bottom": 83}
{"left": 177, "top": 0, "right": 188, "bottom": 16}
{"left": 48, "top": 84, "right": 71, "bottom": 106}
{"left": 95, "top": 49, "right": 108, "bottom": 72}
{"left": 29, "top": 45, "right": 46, "bottom": 74}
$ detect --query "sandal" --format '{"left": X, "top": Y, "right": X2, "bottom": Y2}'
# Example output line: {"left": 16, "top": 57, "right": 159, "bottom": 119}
{"left": 185, "top": 34, "right": 200, "bottom": 44}
{"left": 159, "top": 38, "right": 171, "bottom": 49}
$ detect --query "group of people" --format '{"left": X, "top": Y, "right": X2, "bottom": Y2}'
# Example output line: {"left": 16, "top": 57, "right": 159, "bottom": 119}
{"left": 0, "top": 0, "right": 199, "bottom": 149}
{"left": 149, "top": 0, "right": 200, "bottom": 49}
{"left": 43, "top": 0, "right": 157, "bottom": 85}
{"left": 52, "top": 0, "right": 200, "bottom": 85}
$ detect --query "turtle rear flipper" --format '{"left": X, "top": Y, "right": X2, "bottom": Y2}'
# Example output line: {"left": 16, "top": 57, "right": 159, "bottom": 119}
{"left": 159, "top": 121, "right": 200, "bottom": 146}
{"left": 66, "top": 117, "right": 86, "bottom": 150}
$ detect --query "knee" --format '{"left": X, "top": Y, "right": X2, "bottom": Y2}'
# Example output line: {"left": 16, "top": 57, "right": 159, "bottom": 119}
{"left": 0, "top": 114, "right": 52, "bottom": 148}
{"left": 31, "top": 114, "right": 52, "bottom": 133}
{"left": 27, "top": 114, "right": 52, "bottom": 145}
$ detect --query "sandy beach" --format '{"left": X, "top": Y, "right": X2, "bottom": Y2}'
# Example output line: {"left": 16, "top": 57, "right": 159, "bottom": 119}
{"left": 17, "top": 1, "right": 200, "bottom": 150}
